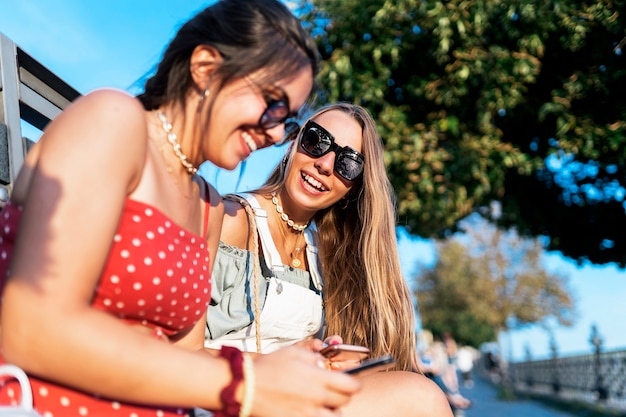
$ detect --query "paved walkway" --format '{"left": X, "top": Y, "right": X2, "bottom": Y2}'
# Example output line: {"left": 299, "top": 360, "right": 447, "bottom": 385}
{"left": 457, "top": 375, "right": 575, "bottom": 417}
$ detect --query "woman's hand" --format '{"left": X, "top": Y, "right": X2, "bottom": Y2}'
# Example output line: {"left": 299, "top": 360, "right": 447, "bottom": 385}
{"left": 294, "top": 335, "right": 343, "bottom": 352}
{"left": 319, "top": 335, "right": 364, "bottom": 372}
{"left": 251, "top": 345, "right": 362, "bottom": 416}
{"left": 298, "top": 335, "right": 364, "bottom": 371}
{"left": 323, "top": 335, "right": 343, "bottom": 346}
{"left": 294, "top": 338, "right": 326, "bottom": 352}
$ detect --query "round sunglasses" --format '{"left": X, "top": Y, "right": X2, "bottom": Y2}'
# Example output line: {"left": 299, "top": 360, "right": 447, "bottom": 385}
{"left": 257, "top": 89, "right": 299, "bottom": 146}
{"left": 300, "top": 121, "right": 365, "bottom": 182}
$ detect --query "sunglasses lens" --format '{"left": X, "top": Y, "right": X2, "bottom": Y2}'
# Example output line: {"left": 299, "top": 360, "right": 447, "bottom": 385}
{"left": 301, "top": 122, "right": 365, "bottom": 181}
{"left": 301, "top": 127, "right": 331, "bottom": 156}
{"left": 260, "top": 100, "right": 289, "bottom": 129}
{"left": 336, "top": 152, "right": 364, "bottom": 181}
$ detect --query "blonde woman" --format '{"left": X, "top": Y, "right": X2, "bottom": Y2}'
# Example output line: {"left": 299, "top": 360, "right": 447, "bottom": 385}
{"left": 207, "top": 103, "right": 453, "bottom": 416}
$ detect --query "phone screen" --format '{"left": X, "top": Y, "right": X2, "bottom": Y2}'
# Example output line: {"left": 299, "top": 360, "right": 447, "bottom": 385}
{"left": 344, "top": 355, "right": 395, "bottom": 375}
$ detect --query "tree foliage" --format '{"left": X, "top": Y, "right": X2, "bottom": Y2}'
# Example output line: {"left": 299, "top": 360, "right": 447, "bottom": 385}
{"left": 415, "top": 215, "right": 576, "bottom": 347}
{"left": 299, "top": 0, "right": 626, "bottom": 267}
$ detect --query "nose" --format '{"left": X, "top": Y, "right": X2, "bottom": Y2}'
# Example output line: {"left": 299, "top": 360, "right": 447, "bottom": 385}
{"left": 262, "top": 124, "right": 287, "bottom": 146}
{"left": 314, "top": 152, "right": 335, "bottom": 176}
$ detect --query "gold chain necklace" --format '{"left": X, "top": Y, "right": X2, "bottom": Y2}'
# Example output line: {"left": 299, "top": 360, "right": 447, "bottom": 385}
{"left": 275, "top": 217, "right": 305, "bottom": 268}
{"left": 291, "top": 236, "right": 304, "bottom": 268}
{"left": 156, "top": 111, "right": 198, "bottom": 175}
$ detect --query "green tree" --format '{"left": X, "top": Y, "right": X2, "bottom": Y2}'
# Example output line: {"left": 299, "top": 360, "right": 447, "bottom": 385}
{"left": 299, "top": 0, "right": 626, "bottom": 266}
{"left": 415, "top": 215, "right": 576, "bottom": 347}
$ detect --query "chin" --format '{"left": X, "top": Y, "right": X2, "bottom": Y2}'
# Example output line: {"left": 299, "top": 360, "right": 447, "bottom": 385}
{"left": 222, "top": 161, "right": 241, "bottom": 171}
{"left": 210, "top": 155, "right": 242, "bottom": 171}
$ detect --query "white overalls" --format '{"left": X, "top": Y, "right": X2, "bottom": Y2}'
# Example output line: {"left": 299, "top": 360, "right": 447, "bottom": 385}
{"left": 205, "top": 193, "right": 324, "bottom": 353}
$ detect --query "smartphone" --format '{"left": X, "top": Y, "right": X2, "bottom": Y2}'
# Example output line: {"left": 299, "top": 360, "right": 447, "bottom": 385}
{"left": 344, "top": 355, "right": 396, "bottom": 375}
{"left": 320, "top": 344, "right": 370, "bottom": 362}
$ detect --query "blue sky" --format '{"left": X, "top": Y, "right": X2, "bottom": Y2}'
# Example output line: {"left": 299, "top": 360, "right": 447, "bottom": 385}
{"left": 2, "top": 0, "right": 625, "bottom": 362}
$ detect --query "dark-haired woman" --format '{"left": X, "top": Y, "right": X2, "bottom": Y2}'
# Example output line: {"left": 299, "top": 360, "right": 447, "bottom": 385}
{"left": 0, "top": 2, "right": 361, "bottom": 416}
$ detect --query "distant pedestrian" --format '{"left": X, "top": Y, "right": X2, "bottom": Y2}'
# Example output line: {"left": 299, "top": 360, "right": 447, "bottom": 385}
{"left": 417, "top": 333, "right": 472, "bottom": 411}
{"left": 456, "top": 346, "right": 475, "bottom": 388}
{"left": 442, "top": 332, "right": 459, "bottom": 392}
{"left": 485, "top": 350, "right": 502, "bottom": 383}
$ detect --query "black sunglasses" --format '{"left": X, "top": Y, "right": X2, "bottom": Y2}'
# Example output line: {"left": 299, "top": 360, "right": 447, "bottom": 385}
{"left": 258, "top": 91, "right": 300, "bottom": 146}
{"left": 300, "top": 121, "right": 365, "bottom": 182}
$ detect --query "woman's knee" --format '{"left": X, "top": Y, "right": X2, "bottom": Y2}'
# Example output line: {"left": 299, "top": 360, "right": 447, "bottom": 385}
{"left": 353, "top": 371, "right": 453, "bottom": 416}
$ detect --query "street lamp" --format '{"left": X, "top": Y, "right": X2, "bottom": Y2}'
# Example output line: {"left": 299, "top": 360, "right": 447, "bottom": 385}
{"left": 589, "top": 324, "right": 608, "bottom": 401}
{"left": 549, "top": 333, "right": 560, "bottom": 394}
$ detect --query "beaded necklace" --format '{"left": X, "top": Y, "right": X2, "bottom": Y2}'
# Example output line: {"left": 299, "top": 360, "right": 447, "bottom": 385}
{"left": 156, "top": 111, "right": 198, "bottom": 175}
{"left": 270, "top": 192, "right": 308, "bottom": 268}
{"left": 270, "top": 192, "right": 308, "bottom": 232}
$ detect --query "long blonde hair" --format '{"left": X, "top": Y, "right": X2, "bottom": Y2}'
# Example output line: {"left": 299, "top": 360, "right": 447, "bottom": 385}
{"left": 256, "top": 103, "right": 418, "bottom": 371}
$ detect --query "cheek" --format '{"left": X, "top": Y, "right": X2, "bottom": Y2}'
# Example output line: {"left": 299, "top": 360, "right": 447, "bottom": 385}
{"left": 203, "top": 133, "right": 238, "bottom": 170}
{"left": 287, "top": 153, "right": 307, "bottom": 175}
{"left": 333, "top": 184, "right": 352, "bottom": 201}
{"left": 334, "top": 173, "right": 354, "bottom": 193}
{"left": 324, "top": 178, "right": 352, "bottom": 204}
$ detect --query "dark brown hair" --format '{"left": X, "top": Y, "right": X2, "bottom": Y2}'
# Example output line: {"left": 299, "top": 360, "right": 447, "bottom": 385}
{"left": 137, "top": 0, "right": 319, "bottom": 111}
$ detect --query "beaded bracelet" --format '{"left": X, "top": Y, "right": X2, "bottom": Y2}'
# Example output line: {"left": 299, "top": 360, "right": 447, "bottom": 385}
{"left": 216, "top": 346, "right": 244, "bottom": 417}
{"left": 239, "top": 355, "right": 255, "bottom": 417}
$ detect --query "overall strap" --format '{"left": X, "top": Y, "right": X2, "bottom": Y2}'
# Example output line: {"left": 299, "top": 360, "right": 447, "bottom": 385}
{"left": 233, "top": 193, "right": 324, "bottom": 291}
{"left": 236, "top": 193, "right": 284, "bottom": 274}
{"left": 303, "top": 228, "right": 323, "bottom": 291}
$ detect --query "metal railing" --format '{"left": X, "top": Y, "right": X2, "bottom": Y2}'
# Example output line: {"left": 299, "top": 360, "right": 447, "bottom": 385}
{"left": 0, "top": 32, "right": 80, "bottom": 201}
{"left": 507, "top": 349, "right": 626, "bottom": 412}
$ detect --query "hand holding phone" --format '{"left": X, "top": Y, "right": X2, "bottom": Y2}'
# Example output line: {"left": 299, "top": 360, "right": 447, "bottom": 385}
{"left": 319, "top": 344, "right": 370, "bottom": 362}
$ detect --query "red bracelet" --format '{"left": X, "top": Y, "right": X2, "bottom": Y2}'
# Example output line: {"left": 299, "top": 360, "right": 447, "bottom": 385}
{"left": 214, "top": 346, "right": 244, "bottom": 417}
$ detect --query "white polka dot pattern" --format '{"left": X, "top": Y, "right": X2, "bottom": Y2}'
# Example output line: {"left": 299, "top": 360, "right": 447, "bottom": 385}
{"left": 0, "top": 203, "right": 22, "bottom": 291}
{"left": 93, "top": 200, "right": 212, "bottom": 338}
{"left": 0, "top": 200, "right": 207, "bottom": 416}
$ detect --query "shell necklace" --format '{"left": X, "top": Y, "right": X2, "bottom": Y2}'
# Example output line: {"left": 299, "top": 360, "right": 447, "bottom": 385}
{"left": 271, "top": 192, "right": 308, "bottom": 232}
{"left": 156, "top": 111, "right": 198, "bottom": 175}
{"left": 271, "top": 192, "right": 307, "bottom": 268}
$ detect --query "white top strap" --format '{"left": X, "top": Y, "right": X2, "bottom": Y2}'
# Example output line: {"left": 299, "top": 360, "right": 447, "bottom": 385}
{"left": 304, "top": 227, "right": 323, "bottom": 291}
{"left": 238, "top": 193, "right": 284, "bottom": 273}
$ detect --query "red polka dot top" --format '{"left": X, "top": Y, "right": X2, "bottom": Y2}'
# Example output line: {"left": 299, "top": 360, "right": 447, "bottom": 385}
{"left": 0, "top": 197, "right": 212, "bottom": 417}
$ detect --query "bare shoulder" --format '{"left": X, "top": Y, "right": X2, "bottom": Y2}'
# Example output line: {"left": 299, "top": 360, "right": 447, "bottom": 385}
{"left": 34, "top": 88, "right": 149, "bottom": 194}
{"left": 45, "top": 88, "right": 147, "bottom": 147}
{"left": 81, "top": 88, "right": 140, "bottom": 107}
{"left": 220, "top": 196, "right": 253, "bottom": 249}
{"left": 72, "top": 88, "right": 145, "bottom": 129}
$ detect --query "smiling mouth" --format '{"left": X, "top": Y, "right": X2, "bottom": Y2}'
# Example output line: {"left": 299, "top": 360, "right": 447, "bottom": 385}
{"left": 302, "top": 173, "right": 327, "bottom": 192}
{"left": 242, "top": 131, "right": 257, "bottom": 152}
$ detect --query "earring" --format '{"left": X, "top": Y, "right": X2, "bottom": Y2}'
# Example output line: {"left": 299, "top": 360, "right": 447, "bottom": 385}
{"left": 198, "top": 88, "right": 210, "bottom": 111}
